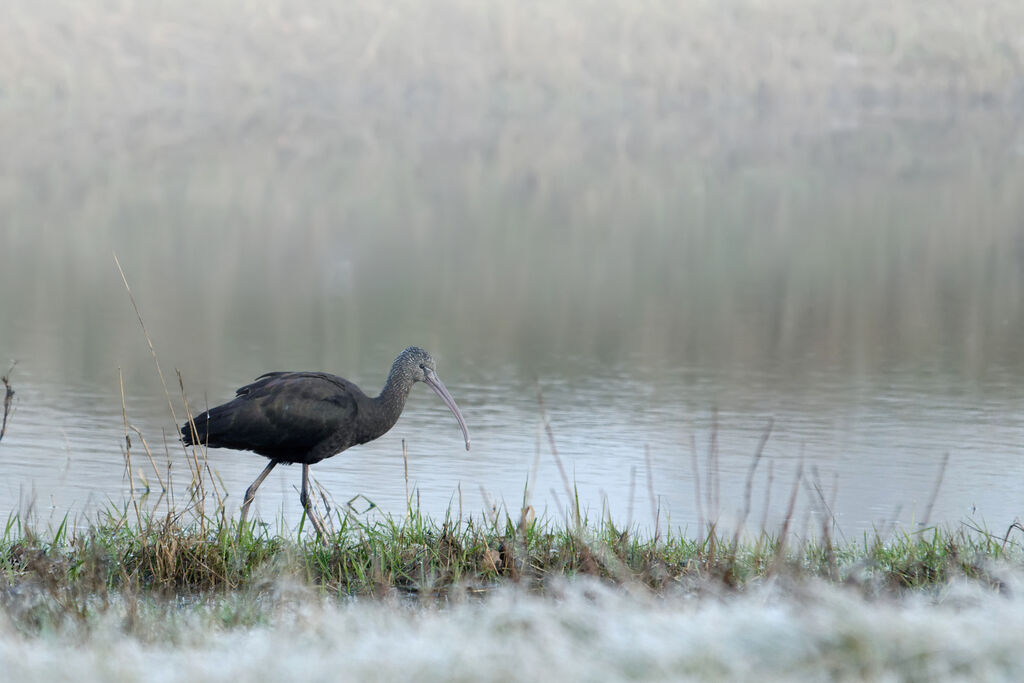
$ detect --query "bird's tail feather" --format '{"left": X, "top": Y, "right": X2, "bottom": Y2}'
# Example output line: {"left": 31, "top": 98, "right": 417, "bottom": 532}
{"left": 180, "top": 403, "right": 236, "bottom": 448}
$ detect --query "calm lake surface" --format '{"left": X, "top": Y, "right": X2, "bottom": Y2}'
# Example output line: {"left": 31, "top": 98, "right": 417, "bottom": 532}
{"left": 2, "top": 1, "right": 1024, "bottom": 539}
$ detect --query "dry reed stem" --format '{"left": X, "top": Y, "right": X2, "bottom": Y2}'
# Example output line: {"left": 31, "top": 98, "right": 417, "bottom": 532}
{"left": 524, "top": 430, "right": 542, "bottom": 516}
{"left": 129, "top": 426, "right": 166, "bottom": 492}
{"left": 118, "top": 368, "right": 144, "bottom": 530}
{"left": 689, "top": 432, "right": 704, "bottom": 536}
{"left": 772, "top": 452, "right": 804, "bottom": 570}
{"left": 402, "top": 439, "right": 410, "bottom": 516}
{"left": 806, "top": 466, "right": 839, "bottom": 578}
{"left": 644, "top": 445, "right": 660, "bottom": 544}
{"left": 0, "top": 362, "right": 14, "bottom": 443}
{"left": 176, "top": 373, "right": 205, "bottom": 492}
{"left": 479, "top": 486, "right": 499, "bottom": 529}
{"left": 115, "top": 252, "right": 211, "bottom": 528}
{"left": 119, "top": 368, "right": 134, "bottom": 499}
{"left": 176, "top": 370, "right": 231, "bottom": 536}
{"left": 536, "top": 382, "right": 579, "bottom": 528}
{"left": 804, "top": 466, "right": 843, "bottom": 544}
{"left": 733, "top": 418, "right": 774, "bottom": 548}
{"left": 921, "top": 452, "right": 950, "bottom": 529}
{"left": 207, "top": 465, "right": 228, "bottom": 522}
{"left": 161, "top": 434, "right": 176, "bottom": 509}
{"left": 625, "top": 464, "right": 637, "bottom": 531}
{"left": 1002, "top": 521, "right": 1024, "bottom": 551}
{"left": 113, "top": 253, "right": 182, "bottom": 434}
{"left": 707, "top": 408, "right": 720, "bottom": 526}
{"left": 826, "top": 471, "right": 841, "bottom": 543}
{"left": 759, "top": 460, "right": 775, "bottom": 539}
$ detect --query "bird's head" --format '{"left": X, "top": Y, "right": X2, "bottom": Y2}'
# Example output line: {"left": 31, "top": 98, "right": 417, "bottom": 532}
{"left": 399, "top": 346, "right": 436, "bottom": 384}
{"left": 395, "top": 346, "right": 470, "bottom": 450}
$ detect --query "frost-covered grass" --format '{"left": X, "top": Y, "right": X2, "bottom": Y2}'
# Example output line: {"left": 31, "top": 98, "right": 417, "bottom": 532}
{"left": 3, "top": 574, "right": 1024, "bottom": 681}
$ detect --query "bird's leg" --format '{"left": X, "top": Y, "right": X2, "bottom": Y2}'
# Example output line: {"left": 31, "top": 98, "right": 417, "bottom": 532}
{"left": 300, "top": 464, "right": 329, "bottom": 543}
{"left": 239, "top": 460, "right": 277, "bottom": 531}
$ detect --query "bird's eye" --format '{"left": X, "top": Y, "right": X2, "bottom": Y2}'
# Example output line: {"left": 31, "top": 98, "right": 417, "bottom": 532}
{"left": 419, "top": 363, "right": 426, "bottom": 370}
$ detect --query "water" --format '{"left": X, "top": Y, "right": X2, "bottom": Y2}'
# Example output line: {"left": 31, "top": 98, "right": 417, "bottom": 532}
{"left": 2, "top": 1, "right": 1024, "bottom": 539}
{"left": 4, "top": 348, "right": 1024, "bottom": 538}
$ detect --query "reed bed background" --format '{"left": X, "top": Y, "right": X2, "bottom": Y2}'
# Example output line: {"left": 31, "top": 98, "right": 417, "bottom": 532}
{"left": 4, "top": 0, "right": 1024, "bottom": 389}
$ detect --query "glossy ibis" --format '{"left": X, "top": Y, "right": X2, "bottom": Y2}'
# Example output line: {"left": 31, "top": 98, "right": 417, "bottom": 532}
{"left": 180, "top": 347, "right": 470, "bottom": 539}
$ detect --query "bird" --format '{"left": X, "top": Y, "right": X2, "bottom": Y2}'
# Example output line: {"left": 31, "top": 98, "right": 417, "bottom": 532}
{"left": 180, "top": 346, "right": 470, "bottom": 540}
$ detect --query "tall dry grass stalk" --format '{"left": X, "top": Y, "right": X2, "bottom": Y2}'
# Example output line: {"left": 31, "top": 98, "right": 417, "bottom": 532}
{"left": 536, "top": 381, "right": 580, "bottom": 528}
{"left": 921, "top": 452, "right": 950, "bottom": 529}
{"left": 115, "top": 253, "right": 227, "bottom": 530}
{"left": 0, "top": 363, "right": 15, "bottom": 443}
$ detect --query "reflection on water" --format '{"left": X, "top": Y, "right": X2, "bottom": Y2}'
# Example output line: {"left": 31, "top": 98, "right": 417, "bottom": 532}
{"left": 2, "top": 1, "right": 1024, "bottom": 537}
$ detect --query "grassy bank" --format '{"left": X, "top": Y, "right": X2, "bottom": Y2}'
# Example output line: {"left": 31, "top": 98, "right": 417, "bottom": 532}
{"left": 0, "top": 503, "right": 1019, "bottom": 633}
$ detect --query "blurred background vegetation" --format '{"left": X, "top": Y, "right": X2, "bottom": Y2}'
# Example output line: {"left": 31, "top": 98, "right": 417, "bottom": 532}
{"left": 1, "top": 0, "right": 1023, "bottom": 391}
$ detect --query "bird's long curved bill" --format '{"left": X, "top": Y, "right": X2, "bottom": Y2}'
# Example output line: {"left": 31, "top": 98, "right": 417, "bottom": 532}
{"left": 424, "top": 370, "right": 471, "bottom": 450}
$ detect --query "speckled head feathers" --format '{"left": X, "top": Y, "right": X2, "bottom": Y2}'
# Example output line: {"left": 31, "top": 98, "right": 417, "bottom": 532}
{"left": 391, "top": 346, "right": 436, "bottom": 383}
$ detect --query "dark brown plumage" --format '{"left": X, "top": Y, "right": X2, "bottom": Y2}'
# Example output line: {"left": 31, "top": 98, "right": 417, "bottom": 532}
{"left": 180, "top": 347, "right": 470, "bottom": 540}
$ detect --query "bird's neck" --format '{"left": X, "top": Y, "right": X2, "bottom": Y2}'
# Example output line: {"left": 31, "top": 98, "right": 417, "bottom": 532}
{"left": 373, "top": 365, "right": 415, "bottom": 426}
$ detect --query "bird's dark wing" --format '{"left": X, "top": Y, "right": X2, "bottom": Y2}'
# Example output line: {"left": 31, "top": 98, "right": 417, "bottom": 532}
{"left": 182, "top": 372, "right": 364, "bottom": 461}
{"left": 238, "top": 371, "right": 299, "bottom": 395}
